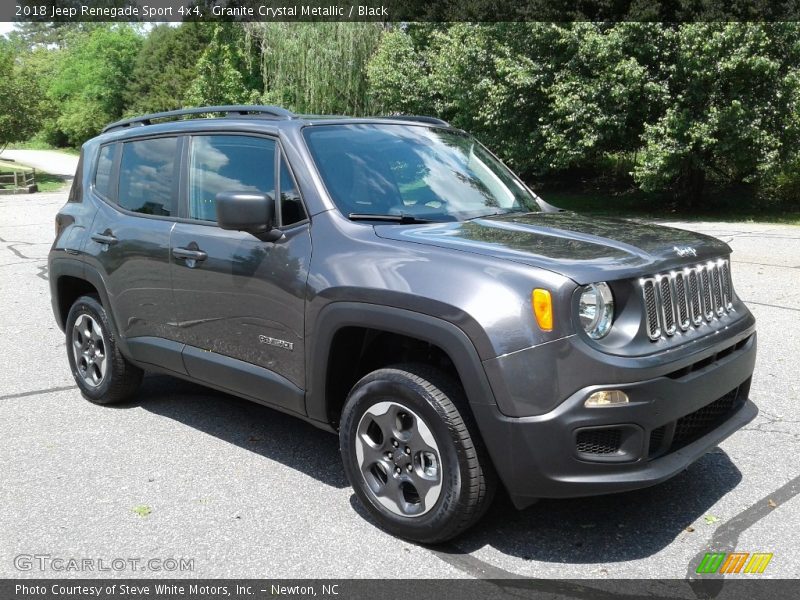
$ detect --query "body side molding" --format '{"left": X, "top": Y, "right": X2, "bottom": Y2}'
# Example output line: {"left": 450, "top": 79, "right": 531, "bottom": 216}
{"left": 182, "top": 345, "right": 305, "bottom": 415}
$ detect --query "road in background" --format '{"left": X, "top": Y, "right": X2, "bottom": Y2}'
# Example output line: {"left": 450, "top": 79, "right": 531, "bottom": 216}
{"left": 0, "top": 150, "right": 79, "bottom": 178}
{"left": 1, "top": 189, "right": 797, "bottom": 579}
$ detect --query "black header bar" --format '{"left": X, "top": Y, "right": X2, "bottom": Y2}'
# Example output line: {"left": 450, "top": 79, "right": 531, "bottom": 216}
{"left": 5, "top": 0, "right": 800, "bottom": 23}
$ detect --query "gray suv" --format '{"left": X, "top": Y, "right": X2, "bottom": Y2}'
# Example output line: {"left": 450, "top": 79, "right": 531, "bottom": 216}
{"left": 49, "top": 105, "right": 757, "bottom": 543}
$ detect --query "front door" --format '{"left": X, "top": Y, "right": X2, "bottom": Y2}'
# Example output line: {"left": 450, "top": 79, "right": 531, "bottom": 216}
{"left": 169, "top": 134, "right": 311, "bottom": 406}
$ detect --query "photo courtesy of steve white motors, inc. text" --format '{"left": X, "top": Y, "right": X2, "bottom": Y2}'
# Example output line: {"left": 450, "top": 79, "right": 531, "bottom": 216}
{"left": 15, "top": 3, "right": 390, "bottom": 19}
{"left": 14, "top": 583, "right": 340, "bottom": 597}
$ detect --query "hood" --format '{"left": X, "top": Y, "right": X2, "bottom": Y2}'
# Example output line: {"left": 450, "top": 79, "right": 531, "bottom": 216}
{"left": 373, "top": 212, "right": 731, "bottom": 285}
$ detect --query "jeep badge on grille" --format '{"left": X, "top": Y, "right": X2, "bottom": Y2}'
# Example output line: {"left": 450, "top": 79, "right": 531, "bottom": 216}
{"left": 674, "top": 246, "right": 698, "bottom": 257}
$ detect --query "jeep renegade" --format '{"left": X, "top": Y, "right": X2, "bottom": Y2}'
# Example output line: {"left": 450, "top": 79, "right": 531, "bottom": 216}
{"left": 49, "top": 105, "right": 757, "bottom": 543}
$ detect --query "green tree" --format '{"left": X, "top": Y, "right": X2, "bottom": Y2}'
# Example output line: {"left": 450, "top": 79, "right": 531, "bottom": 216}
{"left": 635, "top": 23, "right": 800, "bottom": 206}
{"left": 0, "top": 39, "right": 43, "bottom": 147}
{"left": 11, "top": 0, "right": 136, "bottom": 48}
{"left": 184, "top": 24, "right": 261, "bottom": 107}
{"left": 125, "top": 23, "right": 212, "bottom": 114}
{"left": 48, "top": 25, "right": 142, "bottom": 146}
{"left": 368, "top": 22, "right": 800, "bottom": 206}
{"left": 18, "top": 45, "right": 66, "bottom": 146}
{"left": 539, "top": 23, "right": 671, "bottom": 173}
{"left": 367, "top": 27, "right": 432, "bottom": 115}
{"left": 247, "top": 22, "right": 383, "bottom": 115}
{"left": 10, "top": 22, "right": 101, "bottom": 49}
{"left": 369, "top": 24, "right": 564, "bottom": 176}
{"left": 430, "top": 23, "right": 562, "bottom": 175}
{"left": 7, "top": 19, "right": 800, "bottom": 208}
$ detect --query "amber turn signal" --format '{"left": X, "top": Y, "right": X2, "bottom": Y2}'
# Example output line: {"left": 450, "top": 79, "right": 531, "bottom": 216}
{"left": 532, "top": 289, "right": 553, "bottom": 331}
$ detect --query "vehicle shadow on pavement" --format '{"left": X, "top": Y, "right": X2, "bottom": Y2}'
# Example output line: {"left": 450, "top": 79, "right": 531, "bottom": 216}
{"left": 122, "top": 373, "right": 350, "bottom": 489}
{"left": 439, "top": 448, "right": 742, "bottom": 563}
{"left": 120, "top": 374, "right": 742, "bottom": 562}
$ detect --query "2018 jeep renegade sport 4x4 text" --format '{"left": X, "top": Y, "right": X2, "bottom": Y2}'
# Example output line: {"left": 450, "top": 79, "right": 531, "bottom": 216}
{"left": 49, "top": 106, "right": 757, "bottom": 543}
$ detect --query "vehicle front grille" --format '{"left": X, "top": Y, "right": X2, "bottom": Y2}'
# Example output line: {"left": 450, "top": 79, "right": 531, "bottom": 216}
{"left": 640, "top": 258, "right": 734, "bottom": 341}
{"left": 673, "top": 389, "right": 737, "bottom": 445}
{"left": 648, "top": 425, "right": 666, "bottom": 456}
{"left": 647, "top": 380, "right": 749, "bottom": 459}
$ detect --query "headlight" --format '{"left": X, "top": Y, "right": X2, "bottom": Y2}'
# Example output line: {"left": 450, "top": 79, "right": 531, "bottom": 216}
{"left": 578, "top": 282, "right": 614, "bottom": 339}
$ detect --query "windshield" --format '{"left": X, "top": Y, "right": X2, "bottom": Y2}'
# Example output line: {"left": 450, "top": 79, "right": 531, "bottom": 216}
{"left": 303, "top": 124, "right": 540, "bottom": 221}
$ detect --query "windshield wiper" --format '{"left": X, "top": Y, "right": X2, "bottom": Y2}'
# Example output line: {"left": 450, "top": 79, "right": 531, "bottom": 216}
{"left": 464, "top": 211, "right": 510, "bottom": 221}
{"left": 467, "top": 209, "right": 534, "bottom": 220}
{"left": 348, "top": 213, "right": 432, "bottom": 224}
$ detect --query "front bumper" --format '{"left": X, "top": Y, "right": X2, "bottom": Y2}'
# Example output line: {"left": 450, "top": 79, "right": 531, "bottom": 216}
{"left": 473, "top": 325, "right": 757, "bottom": 508}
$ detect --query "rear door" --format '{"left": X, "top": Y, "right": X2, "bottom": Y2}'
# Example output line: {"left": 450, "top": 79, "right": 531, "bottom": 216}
{"left": 84, "top": 136, "right": 181, "bottom": 353}
{"left": 169, "top": 133, "right": 311, "bottom": 408}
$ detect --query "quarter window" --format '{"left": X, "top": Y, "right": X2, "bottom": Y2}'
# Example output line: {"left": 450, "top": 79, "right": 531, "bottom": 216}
{"left": 68, "top": 151, "right": 85, "bottom": 203}
{"left": 279, "top": 157, "right": 306, "bottom": 226}
{"left": 94, "top": 144, "right": 114, "bottom": 200}
{"left": 118, "top": 137, "right": 178, "bottom": 216}
{"left": 188, "top": 135, "right": 276, "bottom": 222}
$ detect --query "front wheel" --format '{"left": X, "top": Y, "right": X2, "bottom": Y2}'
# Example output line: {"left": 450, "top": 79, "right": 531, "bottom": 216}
{"left": 339, "top": 363, "right": 496, "bottom": 543}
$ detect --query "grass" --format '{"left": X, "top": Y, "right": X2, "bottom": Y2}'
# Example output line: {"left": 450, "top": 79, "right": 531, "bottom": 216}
{"left": 30, "top": 171, "right": 68, "bottom": 192}
{"left": 541, "top": 187, "right": 800, "bottom": 225}
{"left": 0, "top": 162, "right": 68, "bottom": 193}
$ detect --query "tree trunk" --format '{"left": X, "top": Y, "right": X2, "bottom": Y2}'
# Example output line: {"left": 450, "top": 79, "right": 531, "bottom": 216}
{"left": 678, "top": 161, "right": 706, "bottom": 211}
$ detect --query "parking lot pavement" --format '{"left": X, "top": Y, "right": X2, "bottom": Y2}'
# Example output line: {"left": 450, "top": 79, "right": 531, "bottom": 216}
{"left": 1, "top": 190, "right": 798, "bottom": 579}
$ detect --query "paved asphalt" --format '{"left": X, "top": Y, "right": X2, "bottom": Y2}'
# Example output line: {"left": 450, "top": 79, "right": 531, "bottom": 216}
{"left": 0, "top": 179, "right": 798, "bottom": 580}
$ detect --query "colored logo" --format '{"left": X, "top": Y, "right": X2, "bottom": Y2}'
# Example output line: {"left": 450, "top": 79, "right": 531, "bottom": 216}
{"left": 696, "top": 552, "right": 773, "bottom": 574}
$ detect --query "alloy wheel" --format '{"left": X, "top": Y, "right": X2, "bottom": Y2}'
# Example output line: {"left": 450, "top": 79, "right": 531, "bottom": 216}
{"left": 354, "top": 401, "right": 443, "bottom": 517}
{"left": 71, "top": 313, "right": 108, "bottom": 388}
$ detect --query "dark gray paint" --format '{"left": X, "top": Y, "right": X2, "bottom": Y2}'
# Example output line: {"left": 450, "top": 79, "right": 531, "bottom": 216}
{"left": 373, "top": 211, "right": 731, "bottom": 285}
{"left": 170, "top": 221, "right": 310, "bottom": 388}
{"left": 48, "top": 112, "right": 758, "bottom": 503}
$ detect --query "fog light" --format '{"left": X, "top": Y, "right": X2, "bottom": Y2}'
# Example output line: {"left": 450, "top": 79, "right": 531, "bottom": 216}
{"left": 585, "top": 390, "right": 629, "bottom": 407}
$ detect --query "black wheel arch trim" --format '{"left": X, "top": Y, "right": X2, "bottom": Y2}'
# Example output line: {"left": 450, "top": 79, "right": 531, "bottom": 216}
{"left": 49, "top": 257, "right": 130, "bottom": 356}
{"left": 305, "top": 302, "right": 499, "bottom": 427}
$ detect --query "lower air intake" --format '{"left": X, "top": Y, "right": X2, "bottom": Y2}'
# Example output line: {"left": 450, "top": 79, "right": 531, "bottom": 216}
{"left": 576, "top": 428, "right": 622, "bottom": 455}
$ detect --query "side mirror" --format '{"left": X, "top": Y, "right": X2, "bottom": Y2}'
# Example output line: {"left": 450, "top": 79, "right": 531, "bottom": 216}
{"left": 215, "top": 192, "right": 283, "bottom": 242}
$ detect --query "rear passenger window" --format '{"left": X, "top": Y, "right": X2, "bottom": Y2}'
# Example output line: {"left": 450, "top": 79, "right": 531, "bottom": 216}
{"left": 118, "top": 137, "right": 177, "bottom": 216}
{"left": 279, "top": 157, "right": 306, "bottom": 226}
{"left": 94, "top": 145, "right": 114, "bottom": 200}
{"left": 188, "top": 135, "right": 276, "bottom": 222}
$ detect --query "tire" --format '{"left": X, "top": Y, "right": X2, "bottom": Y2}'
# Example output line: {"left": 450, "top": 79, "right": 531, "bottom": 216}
{"left": 65, "top": 295, "right": 143, "bottom": 405}
{"left": 339, "top": 363, "right": 496, "bottom": 543}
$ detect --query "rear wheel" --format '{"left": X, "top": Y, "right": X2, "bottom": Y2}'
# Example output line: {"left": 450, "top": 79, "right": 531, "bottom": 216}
{"left": 65, "top": 295, "right": 143, "bottom": 404}
{"left": 339, "top": 363, "right": 496, "bottom": 543}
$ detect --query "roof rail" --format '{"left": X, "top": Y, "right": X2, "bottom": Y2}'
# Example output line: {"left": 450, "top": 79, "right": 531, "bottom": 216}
{"left": 101, "top": 105, "right": 295, "bottom": 133}
{"left": 378, "top": 115, "right": 450, "bottom": 127}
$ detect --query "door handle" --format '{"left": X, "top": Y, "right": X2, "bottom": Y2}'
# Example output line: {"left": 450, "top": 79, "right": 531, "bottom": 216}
{"left": 91, "top": 232, "right": 118, "bottom": 245}
{"left": 172, "top": 247, "right": 208, "bottom": 262}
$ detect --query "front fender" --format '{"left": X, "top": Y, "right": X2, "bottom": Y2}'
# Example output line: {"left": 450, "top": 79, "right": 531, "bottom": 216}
{"left": 305, "top": 302, "right": 499, "bottom": 426}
